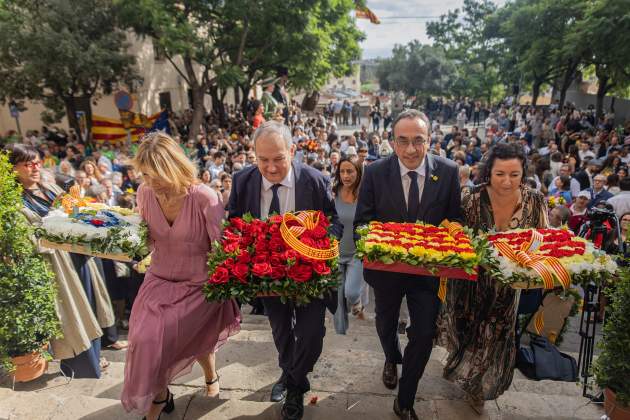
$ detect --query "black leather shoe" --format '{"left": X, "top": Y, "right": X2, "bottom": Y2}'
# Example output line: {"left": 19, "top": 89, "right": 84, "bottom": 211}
{"left": 270, "top": 380, "right": 287, "bottom": 402}
{"left": 393, "top": 398, "right": 419, "bottom": 420}
{"left": 281, "top": 388, "right": 304, "bottom": 420}
{"left": 382, "top": 362, "right": 398, "bottom": 389}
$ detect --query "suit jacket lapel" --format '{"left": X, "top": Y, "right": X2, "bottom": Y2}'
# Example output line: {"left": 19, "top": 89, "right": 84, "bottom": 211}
{"left": 250, "top": 169, "right": 262, "bottom": 218}
{"left": 418, "top": 154, "right": 438, "bottom": 221}
{"left": 388, "top": 156, "right": 407, "bottom": 220}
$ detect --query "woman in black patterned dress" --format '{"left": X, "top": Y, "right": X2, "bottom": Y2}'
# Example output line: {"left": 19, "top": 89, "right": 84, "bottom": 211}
{"left": 438, "top": 143, "right": 549, "bottom": 412}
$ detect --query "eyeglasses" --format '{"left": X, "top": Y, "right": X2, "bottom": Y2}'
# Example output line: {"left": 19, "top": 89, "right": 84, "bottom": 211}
{"left": 395, "top": 138, "right": 426, "bottom": 148}
{"left": 21, "top": 161, "right": 42, "bottom": 169}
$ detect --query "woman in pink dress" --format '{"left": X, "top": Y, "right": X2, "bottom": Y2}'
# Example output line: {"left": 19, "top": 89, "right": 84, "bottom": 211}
{"left": 121, "top": 132, "right": 240, "bottom": 419}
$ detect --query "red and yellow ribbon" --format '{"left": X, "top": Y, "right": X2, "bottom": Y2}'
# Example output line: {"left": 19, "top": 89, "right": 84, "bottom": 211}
{"left": 280, "top": 211, "right": 339, "bottom": 260}
{"left": 493, "top": 230, "right": 571, "bottom": 290}
{"left": 437, "top": 220, "right": 466, "bottom": 303}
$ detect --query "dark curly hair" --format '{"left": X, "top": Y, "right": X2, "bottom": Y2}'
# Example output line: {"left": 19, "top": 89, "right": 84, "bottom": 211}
{"left": 480, "top": 142, "right": 527, "bottom": 184}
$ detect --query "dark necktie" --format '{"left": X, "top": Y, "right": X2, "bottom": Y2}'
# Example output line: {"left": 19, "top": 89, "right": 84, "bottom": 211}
{"left": 268, "top": 184, "right": 281, "bottom": 216}
{"left": 407, "top": 171, "right": 419, "bottom": 222}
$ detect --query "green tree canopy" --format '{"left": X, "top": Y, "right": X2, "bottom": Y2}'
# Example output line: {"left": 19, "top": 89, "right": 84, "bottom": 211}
{"left": 376, "top": 41, "right": 455, "bottom": 102}
{"left": 117, "top": 0, "right": 363, "bottom": 136}
{"left": 0, "top": 0, "right": 138, "bottom": 142}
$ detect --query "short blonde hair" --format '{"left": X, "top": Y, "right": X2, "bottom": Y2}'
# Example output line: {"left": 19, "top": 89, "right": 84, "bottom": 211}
{"left": 133, "top": 132, "right": 198, "bottom": 194}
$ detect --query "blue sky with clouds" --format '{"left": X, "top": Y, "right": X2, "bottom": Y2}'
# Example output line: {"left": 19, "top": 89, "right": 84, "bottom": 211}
{"left": 358, "top": 0, "right": 505, "bottom": 59}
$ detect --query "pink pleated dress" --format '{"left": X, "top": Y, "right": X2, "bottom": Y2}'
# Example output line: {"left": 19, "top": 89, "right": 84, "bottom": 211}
{"left": 121, "top": 183, "right": 240, "bottom": 413}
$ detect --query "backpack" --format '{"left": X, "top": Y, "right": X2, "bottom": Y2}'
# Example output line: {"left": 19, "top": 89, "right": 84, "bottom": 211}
{"left": 516, "top": 335, "right": 578, "bottom": 382}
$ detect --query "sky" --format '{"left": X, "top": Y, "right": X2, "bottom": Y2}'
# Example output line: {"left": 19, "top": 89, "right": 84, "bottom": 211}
{"left": 357, "top": 0, "right": 505, "bottom": 60}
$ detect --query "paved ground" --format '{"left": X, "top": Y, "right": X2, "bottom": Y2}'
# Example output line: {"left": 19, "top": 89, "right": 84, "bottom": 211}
{"left": 0, "top": 301, "right": 605, "bottom": 420}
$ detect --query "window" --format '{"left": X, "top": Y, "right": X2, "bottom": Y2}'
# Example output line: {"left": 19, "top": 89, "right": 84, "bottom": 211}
{"left": 159, "top": 92, "right": 172, "bottom": 111}
{"left": 153, "top": 42, "right": 166, "bottom": 62}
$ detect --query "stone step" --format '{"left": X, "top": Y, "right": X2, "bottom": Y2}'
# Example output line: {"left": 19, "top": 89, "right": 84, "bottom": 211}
{"left": 0, "top": 385, "right": 604, "bottom": 420}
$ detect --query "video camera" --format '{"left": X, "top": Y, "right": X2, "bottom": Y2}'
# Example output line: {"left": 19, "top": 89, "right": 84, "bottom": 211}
{"left": 579, "top": 205, "right": 621, "bottom": 254}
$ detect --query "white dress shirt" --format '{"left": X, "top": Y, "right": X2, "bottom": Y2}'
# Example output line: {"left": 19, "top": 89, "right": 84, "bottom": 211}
{"left": 399, "top": 158, "right": 426, "bottom": 207}
{"left": 260, "top": 166, "right": 296, "bottom": 219}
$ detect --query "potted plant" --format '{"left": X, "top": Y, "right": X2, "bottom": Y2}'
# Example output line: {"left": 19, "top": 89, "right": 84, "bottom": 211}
{"left": 0, "top": 152, "right": 60, "bottom": 382}
{"left": 594, "top": 265, "right": 630, "bottom": 419}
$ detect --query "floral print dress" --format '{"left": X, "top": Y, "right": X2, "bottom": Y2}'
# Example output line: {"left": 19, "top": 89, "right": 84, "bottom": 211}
{"left": 438, "top": 184, "right": 548, "bottom": 400}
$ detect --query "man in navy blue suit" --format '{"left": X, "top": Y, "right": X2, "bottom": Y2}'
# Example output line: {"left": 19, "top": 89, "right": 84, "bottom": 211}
{"left": 354, "top": 110, "right": 462, "bottom": 420}
{"left": 228, "top": 121, "right": 341, "bottom": 420}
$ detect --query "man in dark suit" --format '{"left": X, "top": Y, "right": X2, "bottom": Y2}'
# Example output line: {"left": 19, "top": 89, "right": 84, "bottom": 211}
{"left": 354, "top": 110, "right": 462, "bottom": 420}
{"left": 228, "top": 121, "right": 341, "bottom": 420}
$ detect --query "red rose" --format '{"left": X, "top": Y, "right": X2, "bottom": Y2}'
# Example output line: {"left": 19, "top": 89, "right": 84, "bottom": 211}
{"left": 241, "top": 234, "right": 255, "bottom": 246}
{"left": 224, "top": 241, "right": 240, "bottom": 254}
{"left": 268, "top": 215, "right": 283, "bottom": 225}
{"left": 91, "top": 219, "right": 104, "bottom": 226}
{"left": 223, "top": 229, "right": 240, "bottom": 242}
{"left": 237, "top": 250, "right": 251, "bottom": 264}
{"left": 254, "top": 239, "right": 269, "bottom": 254}
{"left": 312, "top": 261, "right": 331, "bottom": 276}
{"left": 230, "top": 217, "right": 247, "bottom": 232}
{"left": 270, "top": 265, "right": 286, "bottom": 279}
{"left": 252, "top": 262, "right": 273, "bottom": 278}
{"left": 310, "top": 225, "right": 328, "bottom": 239}
{"left": 284, "top": 249, "right": 298, "bottom": 261}
{"left": 317, "top": 213, "right": 330, "bottom": 228}
{"left": 288, "top": 263, "right": 313, "bottom": 283}
{"left": 223, "top": 258, "right": 235, "bottom": 270}
{"left": 269, "top": 237, "right": 286, "bottom": 253}
{"left": 252, "top": 253, "right": 269, "bottom": 264}
{"left": 270, "top": 252, "right": 285, "bottom": 266}
{"left": 209, "top": 267, "right": 230, "bottom": 284}
{"left": 233, "top": 263, "right": 250, "bottom": 283}
{"left": 269, "top": 223, "right": 281, "bottom": 235}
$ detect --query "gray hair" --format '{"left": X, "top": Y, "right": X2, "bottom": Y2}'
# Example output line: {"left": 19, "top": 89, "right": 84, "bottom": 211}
{"left": 391, "top": 109, "right": 431, "bottom": 136}
{"left": 252, "top": 120, "right": 292, "bottom": 149}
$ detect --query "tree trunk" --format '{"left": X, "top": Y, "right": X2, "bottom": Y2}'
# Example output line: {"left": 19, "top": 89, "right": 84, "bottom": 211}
{"left": 190, "top": 86, "right": 206, "bottom": 140}
{"left": 239, "top": 83, "right": 251, "bottom": 120}
{"left": 183, "top": 55, "right": 205, "bottom": 141}
{"left": 559, "top": 61, "right": 578, "bottom": 111}
{"left": 233, "top": 87, "right": 240, "bottom": 113}
{"left": 611, "top": 96, "right": 616, "bottom": 114}
{"left": 596, "top": 73, "right": 610, "bottom": 119}
{"left": 208, "top": 85, "right": 225, "bottom": 125}
{"left": 531, "top": 80, "right": 542, "bottom": 107}
{"left": 63, "top": 97, "right": 83, "bottom": 144}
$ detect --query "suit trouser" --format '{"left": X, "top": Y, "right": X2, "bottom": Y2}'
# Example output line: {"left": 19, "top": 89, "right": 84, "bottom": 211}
{"left": 262, "top": 297, "right": 327, "bottom": 394}
{"left": 370, "top": 273, "right": 441, "bottom": 409}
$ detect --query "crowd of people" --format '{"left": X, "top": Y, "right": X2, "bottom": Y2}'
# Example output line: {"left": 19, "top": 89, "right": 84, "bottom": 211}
{"left": 3, "top": 92, "right": 630, "bottom": 420}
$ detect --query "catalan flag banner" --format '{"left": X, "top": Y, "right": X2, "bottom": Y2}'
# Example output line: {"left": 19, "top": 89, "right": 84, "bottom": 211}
{"left": 91, "top": 112, "right": 161, "bottom": 143}
{"left": 355, "top": 6, "right": 380, "bottom": 24}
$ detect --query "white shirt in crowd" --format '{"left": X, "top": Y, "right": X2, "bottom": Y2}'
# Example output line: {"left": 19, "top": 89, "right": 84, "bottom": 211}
{"left": 260, "top": 166, "right": 296, "bottom": 219}
{"left": 399, "top": 158, "right": 425, "bottom": 207}
{"left": 607, "top": 191, "right": 630, "bottom": 218}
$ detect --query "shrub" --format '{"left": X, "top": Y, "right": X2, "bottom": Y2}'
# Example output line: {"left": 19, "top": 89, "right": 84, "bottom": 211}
{"left": 594, "top": 265, "right": 630, "bottom": 406}
{"left": 0, "top": 152, "right": 60, "bottom": 371}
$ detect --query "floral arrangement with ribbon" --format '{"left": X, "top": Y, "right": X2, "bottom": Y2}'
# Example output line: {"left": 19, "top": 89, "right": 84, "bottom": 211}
{"left": 355, "top": 220, "right": 483, "bottom": 302}
{"left": 486, "top": 228, "right": 617, "bottom": 289}
{"left": 37, "top": 199, "right": 148, "bottom": 260}
{"left": 204, "top": 211, "right": 339, "bottom": 304}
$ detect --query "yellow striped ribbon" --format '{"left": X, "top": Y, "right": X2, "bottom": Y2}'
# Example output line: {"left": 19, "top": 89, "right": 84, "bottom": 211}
{"left": 494, "top": 230, "right": 571, "bottom": 290}
{"left": 437, "top": 220, "right": 466, "bottom": 303}
{"left": 534, "top": 309, "right": 545, "bottom": 336}
{"left": 280, "top": 211, "right": 339, "bottom": 261}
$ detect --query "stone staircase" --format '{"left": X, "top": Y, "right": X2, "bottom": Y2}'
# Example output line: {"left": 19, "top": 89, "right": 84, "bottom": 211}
{"left": 0, "top": 310, "right": 604, "bottom": 419}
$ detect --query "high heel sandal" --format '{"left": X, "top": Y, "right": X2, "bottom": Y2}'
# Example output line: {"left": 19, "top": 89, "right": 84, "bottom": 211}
{"left": 206, "top": 375, "right": 220, "bottom": 398}
{"left": 142, "top": 388, "right": 174, "bottom": 420}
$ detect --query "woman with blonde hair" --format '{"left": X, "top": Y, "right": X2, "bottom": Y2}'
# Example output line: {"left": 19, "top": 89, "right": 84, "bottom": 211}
{"left": 80, "top": 159, "right": 103, "bottom": 186}
{"left": 121, "top": 132, "right": 240, "bottom": 419}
